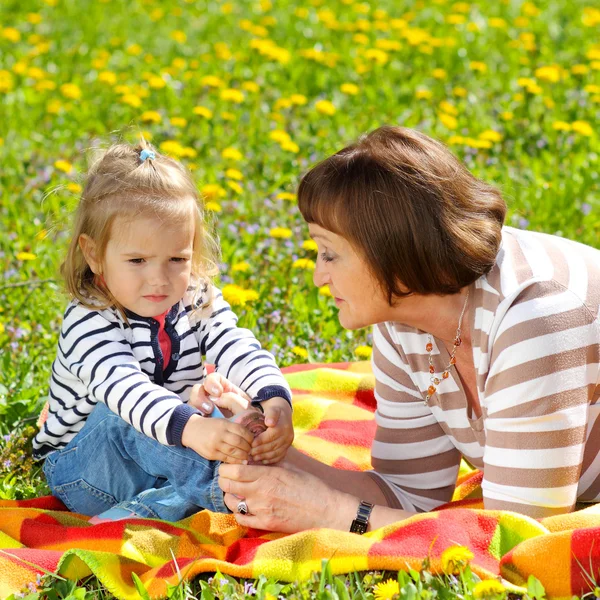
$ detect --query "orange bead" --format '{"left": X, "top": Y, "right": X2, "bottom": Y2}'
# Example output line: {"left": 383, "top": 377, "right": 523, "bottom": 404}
{"left": 426, "top": 342, "right": 433, "bottom": 352}
{"left": 442, "top": 371, "right": 449, "bottom": 379}
{"left": 428, "top": 385, "right": 436, "bottom": 396}
{"left": 429, "top": 365, "right": 435, "bottom": 373}
{"left": 450, "top": 356, "right": 456, "bottom": 365}
{"left": 433, "top": 378, "right": 440, "bottom": 385}
{"left": 454, "top": 337, "right": 462, "bottom": 347}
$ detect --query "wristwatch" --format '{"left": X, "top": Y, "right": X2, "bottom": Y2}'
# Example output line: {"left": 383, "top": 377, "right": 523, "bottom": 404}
{"left": 350, "top": 500, "right": 374, "bottom": 534}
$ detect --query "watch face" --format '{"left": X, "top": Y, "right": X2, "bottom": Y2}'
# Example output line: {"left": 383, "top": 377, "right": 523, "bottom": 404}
{"left": 350, "top": 520, "right": 368, "bottom": 534}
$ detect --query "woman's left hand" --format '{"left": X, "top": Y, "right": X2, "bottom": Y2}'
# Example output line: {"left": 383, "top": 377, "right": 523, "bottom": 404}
{"left": 218, "top": 463, "right": 355, "bottom": 533}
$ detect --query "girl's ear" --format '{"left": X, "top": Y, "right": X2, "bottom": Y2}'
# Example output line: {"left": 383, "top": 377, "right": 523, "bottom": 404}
{"left": 79, "top": 234, "right": 101, "bottom": 274}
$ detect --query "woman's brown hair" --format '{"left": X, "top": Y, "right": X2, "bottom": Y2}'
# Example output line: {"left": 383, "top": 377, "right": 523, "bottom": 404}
{"left": 62, "top": 138, "right": 218, "bottom": 312}
{"left": 297, "top": 126, "right": 507, "bottom": 303}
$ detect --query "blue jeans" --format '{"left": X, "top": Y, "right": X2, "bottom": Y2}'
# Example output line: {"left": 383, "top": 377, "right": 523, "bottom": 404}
{"left": 42, "top": 403, "right": 228, "bottom": 521}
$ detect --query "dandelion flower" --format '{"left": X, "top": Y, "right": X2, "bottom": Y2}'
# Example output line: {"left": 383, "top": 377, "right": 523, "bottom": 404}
{"left": 222, "top": 147, "right": 243, "bottom": 161}
{"left": 280, "top": 139, "right": 299, "bottom": 153}
{"left": 439, "top": 113, "right": 458, "bottom": 130}
{"left": 201, "top": 184, "right": 226, "bottom": 200}
{"left": 441, "top": 545, "right": 474, "bottom": 574}
{"left": 571, "top": 121, "right": 593, "bottom": 136}
{"left": 290, "top": 94, "right": 307, "bottom": 105}
{"left": 220, "top": 88, "right": 245, "bottom": 103}
{"left": 222, "top": 284, "right": 255, "bottom": 306}
{"left": 269, "top": 130, "right": 291, "bottom": 143}
{"left": 67, "top": 182, "right": 82, "bottom": 194}
{"left": 315, "top": 99, "right": 336, "bottom": 115}
{"left": 54, "top": 160, "right": 73, "bottom": 173}
{"left": 60, "top": 83, "right": 81, "bottom": 100}
{"left": 276, "top": 192, "right": 296, "bottom": 201}
{"left": 473, "top": 580, "right": 506, "bottom": 598}
{"left": 16, "top": 251, "right": 37, "bottom": 261}
{"left": 2, "top": 28, "right": 21, "bottom": 43}
{"left": 226, "top": 168, "right": 243, "bottom": 180}
{"left": 319, "top": 286, "right": 333, "bottom": 297}
{"left": 293, "top": 258, "right": 315, "bottom": 270}
{"left": 205, "top": 201, "right": 222, "bottom": 212}
{"left": 170, "top": 117, "right": 187, "bottom": 127}
{"left": 479, "top": 130, "right": 503, "bottom": 142}
{"left": 291, "top": 346, "right": 309, "bottom": 359}
{"left": 232, "top": 262, "right": 250, "bottom": 273}
{"left": 354, "top": 346, "right": 373, "bottom": 359}
{"left": 373, "top": 579, "right": 399, "bottom": 600}
{"left": 193, "top": 106, "right": 213, "bottom": 119}
{"left": 340, "top": 83, "right": 360, "bottom": 95}
{"left": 302, "top": 240, "right": 318, "bottom": 251}
{"left": 432, "top": 68, "right": 447, "bottom": 79}
{"left": 98, "top": 71, "right": 117, "bottom": 85}
{"left": 140, "top": 110, "right": 162, "bottom": 124}
{"left": 228, "top": 181, "right": 243, "bottom": 194}
{"left": 552, "top": 121, "right": 571, "bottom": 132}
{"left": 269, "top": 227, "right": 293, "bottom": 239}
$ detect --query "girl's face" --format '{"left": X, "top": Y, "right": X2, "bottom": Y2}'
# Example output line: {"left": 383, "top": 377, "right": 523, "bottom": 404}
{"left": 308, "top": 223, "right": 398, "bottom": 330}
{"left": 81, "top": 213, "right": 195, "bottom": 317}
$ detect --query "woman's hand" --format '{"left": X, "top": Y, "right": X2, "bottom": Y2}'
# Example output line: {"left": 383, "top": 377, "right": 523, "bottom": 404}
{"left": 251, "top": 397, "right": 294, "bottom": 465}
{"left": 181, "top": 414, "right": 255, "bottom": 464}
{"left": 218, "top": 463, "right": 357, "bottom": 533}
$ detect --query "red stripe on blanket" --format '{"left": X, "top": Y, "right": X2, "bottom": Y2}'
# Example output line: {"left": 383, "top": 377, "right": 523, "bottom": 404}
{"left": 1, "top": 548, "right": 62, "bottom": 574}
{"left": 570, "top": 528, "right": 600, "bottom": 596}
{"left": 332, "top": 457, "right": 362, "bottom": 471}
{"left": 306, "top": 419, "right": 376, "bottom": 447}
{"left": 225, "top": 536, "right": 269, "bottom": 565}
{"left": 370, "top": 510, "right": 500, "bottom": 571}
{"left": 353, "top": 388, "right": 376, "bottom": 412}
{"left": 0, "top": 496, "right": 66, "bottom": 510}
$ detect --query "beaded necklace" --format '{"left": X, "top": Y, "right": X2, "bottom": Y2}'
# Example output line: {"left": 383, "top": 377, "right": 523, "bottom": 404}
{"left": 425, "top": 290, "right": 470, "bottom": 405}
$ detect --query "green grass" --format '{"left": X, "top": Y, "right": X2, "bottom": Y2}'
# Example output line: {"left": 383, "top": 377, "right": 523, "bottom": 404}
{"left": 1, "top": 0, "right": 599, "bottom": 596}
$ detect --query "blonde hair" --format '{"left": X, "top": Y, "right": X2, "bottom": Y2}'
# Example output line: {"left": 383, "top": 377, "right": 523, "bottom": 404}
{"left": 62, "top": 138, "right": 219, "bottom": 312}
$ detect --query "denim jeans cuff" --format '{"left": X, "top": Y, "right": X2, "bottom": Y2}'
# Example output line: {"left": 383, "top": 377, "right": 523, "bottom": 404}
{"left": 210, "top": 461, "right": 229, "bottom": 513}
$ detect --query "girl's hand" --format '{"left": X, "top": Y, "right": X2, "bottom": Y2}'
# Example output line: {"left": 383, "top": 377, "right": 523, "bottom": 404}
{"left": 181, "top": 414, "right": 255, "bottom": 464}
{"left": 251, "top": 397, "right": 294, "bottom": 465}
{"left": 218, "top": 463, "right": 356, "bottom": 533}
{"left": 189, "top": 373, "right": 251, "bottom": 417}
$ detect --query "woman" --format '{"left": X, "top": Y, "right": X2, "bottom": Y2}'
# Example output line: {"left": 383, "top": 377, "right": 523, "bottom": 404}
{"left": 218, "top": 126, "right": 600, "bottom": 533}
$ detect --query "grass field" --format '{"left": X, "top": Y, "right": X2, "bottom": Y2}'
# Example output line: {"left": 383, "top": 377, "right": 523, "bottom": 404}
{"left": 0, "top": 0, "right": 599, "bottom": 596}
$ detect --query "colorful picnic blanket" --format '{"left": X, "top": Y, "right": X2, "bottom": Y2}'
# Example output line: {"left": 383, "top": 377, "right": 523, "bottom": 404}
{"left": 1, "top": 362, "right": 599, "bottom": 600}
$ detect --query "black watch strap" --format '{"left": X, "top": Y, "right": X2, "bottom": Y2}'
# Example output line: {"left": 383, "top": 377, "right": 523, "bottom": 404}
{"left": 349, "top": 500, "right": 374, "bottom": 534}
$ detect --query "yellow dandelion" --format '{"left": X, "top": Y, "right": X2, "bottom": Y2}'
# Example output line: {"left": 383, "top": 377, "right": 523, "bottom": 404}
{"left": 67, "top": 182, "right": 82, "bottom": 194}
{"left": 140, "top": 110, "right": 161, "bottom": 124}
{"left": 121, "top": 94, "right": 142, "bottom": 107}
{"left": 432, "top": 68, "right": 447, "bottom": 79}
{"left": 274, "top": 97, "right": 292, "bottom": 110}
{"left": 479, "top": 130, "right": 503, "bottom": 142}
{"left": 353, "top": 33, "right": 369, "bottom": 45}
{"left": 500, "top": 111, "right": 514, "bottom": 121}
{"left": 170, "top": 117, "right": 187, "bottom": 127}
{"left": 319, "top": 286, "right": 333, "bottom": 297}
{"left": 269, "top": 130, "right": 291, "bottom": 143}
{"left": 232, "top": 262, "right": 250, "bottom": 273}
{"left": 0, "top": 322, "right": 4, "bottom": 335}
{"left": 220, "top": 88, "right": 245, "bottom": 103}
{"left": 46, "top": 99, "right": 62, "bottom": 114}
{"left": 280, "top": 139, "right": 300, "bottom": 153}
{"left": 193, "top": 106, "right": 213, "bottom": 119}
{"left": 315, "top": 99, "right": 336, "bottom": 116}
{"left": 269, "top": 227, "right": 293, "bottom": 239}
{"left": 16, "top": 251, "right": 37, "bottom": 261}
{"left": 340, "top": 82, "right": 360, "bottom": 95}
{"left": 488, "top": 17, "right": 507, "bottom": 28}
{"left": 447, "top": 135, "right": 466, "bottom": 145}
{"left": 290, "top": 93, "right": 307, "bottom": 105}
{"left": 302, "top": 240, "right": 318, "bottom": 252}
{"left": 226, "top": 169, "right": 243, "bottom": 180}
{"left": 584, "top": 84, "right": 600, "bottom": 94}
{"left": 180, "top": 147, "right": 197, "bottom": 158}
{"left": 221, "top": 111, "right": 237, "bottom": 121}
{"left": 552, "top": 121, "right": 571, "bottom": 131}
{"left": 571, "top": 121, "right": 593, "bottom": 136}
{"left": 170, "top": 30, "right": 187, "bottom": 44}
{"left": 473, "top": 580, "right": 506, "bottom": 598}
{"left": 228, "top": 181, "right": 243, "bottom": 194}
{"left": 276, "top": 192, "right": 297, "bottom": 201}
{"left": 291, "top": 346, "right": 309, "bottom": 359}
{"left": 364, "top": 48, "right": 389, "bottom": 65}
{"left": 439, "top": 101, "right": 458, "bottom": 115}
{"left": 54, "top": 160, "right": 73, "bottom": 173}
{"left": 292, "top": 258, "right": 315, "bottom": 270}
{"left": 415, "top": 89, "right": 433, "bottom": 99}
{"left": 159, "top": 140, "right": 185, "bottom": 158}
{"left": 2, "top": 28, "right": 21, "bottom": 43}
{"left": 201, "top": 75, "right": 225, "bottom": 88}
{"left": 98, "top": 71, "right": 117, "bottom": 85}
{"left": 439, "top": 113, "right": 458, "bottom": 130}
{"left": 222, "top": 285, "right": 248, "bottom": 306}
{"left": 453, "top": 86, "right": 468, "bottom": 97}
{"left": 535, "top": 65, "right": 562, "bottom": 83}
{"left": 222, "top": 147, "right": 243, "bottom": 161}
{"left": 242, "top": 81, "right": 260, "bottom": 93}
{"left": 447, "top": 14, "right": 466, "bottom": 24}
{"left": 470, "top": 61, "right": 487, "bottom": 72}
{"left": 354, "top": 346, "right": 373, "bottom": 360}
{"left": 441, "top": 545, "right": 474, "bottom": 574}
{"left": 201, "top": 184, "right": 226, "bottom": 200}
{"left": 148, "top": 76, "right": 166, "bottom": 89}
{"left": 60, "top": 83, "right": 81, "bottom": 100}
{"left": 35, "top": 229, "right": 48, "bottom": 240}
{"left": 126, "top": 43, "right": 143, "bottom": 56}
{"left": 373, "top": 579, "right": 399, "bottom": 600}
{"left": 571, "top": 64, "right": 589, "bottom": 75}
{"left": 205, "top": 201, "right": 222, "bottom": 212}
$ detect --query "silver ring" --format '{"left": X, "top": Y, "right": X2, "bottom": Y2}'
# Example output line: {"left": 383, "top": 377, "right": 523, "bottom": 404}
{"left": 236, "top": 500, "right": 249, "bottom": 515}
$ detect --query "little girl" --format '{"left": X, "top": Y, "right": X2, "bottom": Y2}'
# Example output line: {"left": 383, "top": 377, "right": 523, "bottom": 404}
{"left": 33, "top": 141, "right": 294, "bottom": 522}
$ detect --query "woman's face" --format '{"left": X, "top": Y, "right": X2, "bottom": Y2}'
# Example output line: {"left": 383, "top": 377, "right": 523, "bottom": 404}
{"left": 308, "top": 223, "right": 397, "bottom": 330}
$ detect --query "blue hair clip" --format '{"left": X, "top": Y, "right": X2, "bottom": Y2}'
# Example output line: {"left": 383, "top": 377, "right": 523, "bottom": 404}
{"left": 140, "top": 149, "right": 156, "bottom": 162}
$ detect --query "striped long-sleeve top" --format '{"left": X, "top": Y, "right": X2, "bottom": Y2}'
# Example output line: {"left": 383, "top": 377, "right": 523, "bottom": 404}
{"left": 367, "top": 226, "right": 600, "bottom": 518}
{"left": 33, "top": 285, "right": 292, "bottom": 459}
